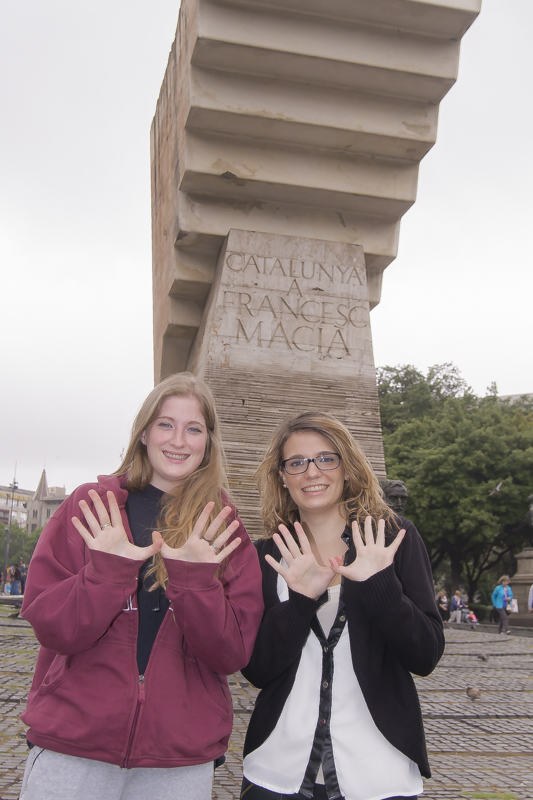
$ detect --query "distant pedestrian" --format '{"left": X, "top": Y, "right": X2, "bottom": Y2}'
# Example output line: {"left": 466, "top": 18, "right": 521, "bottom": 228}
{"left": 491, "top": 575, "right": 513, "bottom": 635}
{"left": 20, "top": 561, "right": 27, "bottom": 594}
{"left": 11, "top": 565, "right": 21, "bottom": 596}
{"left": 436, "top": 589, "right": 449, "bottom": 621}
{"left": 449, "top": 590, "right": 468, "bottom": 623}
{"left": 528, "top": 583, "right": 533, "bottom": 614}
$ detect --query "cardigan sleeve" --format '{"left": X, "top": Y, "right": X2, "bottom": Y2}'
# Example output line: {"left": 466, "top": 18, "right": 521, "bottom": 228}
{"left": 241, "top": 588, "right": 322, "bottom": 688}
{"left": 347, "top": 522, "right": 444, "bottom": 677}
{"left": 241, "top": 538, "right": 325, "bottom": 688}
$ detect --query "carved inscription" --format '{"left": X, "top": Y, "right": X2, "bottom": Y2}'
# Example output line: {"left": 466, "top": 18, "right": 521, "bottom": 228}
{"left": 225, "top": 252, "right": 364, "bottom": 286}
{"left": 217, "top": 251, "right": 370, "bottom": 359}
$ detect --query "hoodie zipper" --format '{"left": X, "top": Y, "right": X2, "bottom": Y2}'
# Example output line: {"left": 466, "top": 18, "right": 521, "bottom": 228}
{"left": 123, "top": 674, "right": 146, "bottom": 767}
{"left": 121, "top": 607, "right": 171, "bottom": 767}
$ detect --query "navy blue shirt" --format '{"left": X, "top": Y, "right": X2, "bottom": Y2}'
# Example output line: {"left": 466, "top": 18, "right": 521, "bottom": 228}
{"left": 125, "top": 484, "right": 170, "bottom": 675}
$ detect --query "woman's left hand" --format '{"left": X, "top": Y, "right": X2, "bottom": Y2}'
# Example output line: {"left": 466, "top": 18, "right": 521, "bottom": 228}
{"left": 330, "top": 516, "right": 405, "bottom": 582}
{"left": 153, "top": 502, "right": 241, "bottom": 563}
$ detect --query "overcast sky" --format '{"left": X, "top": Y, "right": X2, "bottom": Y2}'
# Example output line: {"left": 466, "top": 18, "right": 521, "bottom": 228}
{"left": 1, "top": 0, "right": 532, "bottom": 494}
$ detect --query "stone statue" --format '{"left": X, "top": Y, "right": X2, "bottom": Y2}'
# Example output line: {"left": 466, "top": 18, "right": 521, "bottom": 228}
{"left": 380, "top": 479, "right": 409, "bottom": 515}
{"left": 526, "top": 494, "right": 533, "bottom": 529}
{"left": 513, "top": 493, "right": 533, "bottom": 546}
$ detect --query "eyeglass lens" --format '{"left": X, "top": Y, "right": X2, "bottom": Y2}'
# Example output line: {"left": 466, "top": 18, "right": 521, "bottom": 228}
{"left": 284, "top": 454, "right": 340, "bottom": 475}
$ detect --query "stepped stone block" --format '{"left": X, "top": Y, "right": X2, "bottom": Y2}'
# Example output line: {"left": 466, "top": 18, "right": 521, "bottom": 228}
{"left": 150, "top": 0, "right": 480, "bottom": 527}
{"left": 152, "top": 0, "right": 480, "bottom": 381}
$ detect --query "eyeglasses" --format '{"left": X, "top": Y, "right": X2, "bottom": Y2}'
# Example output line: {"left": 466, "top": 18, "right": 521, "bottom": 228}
{"left": 281, "top": 452, "right": 341, "bottom": 475}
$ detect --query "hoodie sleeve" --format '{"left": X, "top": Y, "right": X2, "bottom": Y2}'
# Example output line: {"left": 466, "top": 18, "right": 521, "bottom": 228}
{"left": 22, "top": 482, "right": 141, "bottom": 656}
{"left": 163, "top": 510, "right": 263, "bottom": 676}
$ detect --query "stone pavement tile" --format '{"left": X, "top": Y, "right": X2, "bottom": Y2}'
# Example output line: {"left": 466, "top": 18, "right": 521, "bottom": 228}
{"left": 418, "top": 630, "right": 533, "bottom": 800}
{"left": 1, "top": 611, "right": 533, "bottom": 800}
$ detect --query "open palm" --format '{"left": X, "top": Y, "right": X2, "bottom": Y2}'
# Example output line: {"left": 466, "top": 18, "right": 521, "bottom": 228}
{"left": 330, "top": 516, "right": 405, "bottom": 582}
{"left": 265, "top": 522, "right": 334, "bottom": 600}
{"left": 72, "top": 490, "right": 163, "bottom": 561}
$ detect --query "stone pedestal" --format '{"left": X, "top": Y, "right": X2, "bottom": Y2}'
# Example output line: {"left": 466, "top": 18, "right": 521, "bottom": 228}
{"left": 510, "top": 548, "right": 533, "bottom": 628}
{"left": 189, "top": 229, "right": 384, "bottom": 534}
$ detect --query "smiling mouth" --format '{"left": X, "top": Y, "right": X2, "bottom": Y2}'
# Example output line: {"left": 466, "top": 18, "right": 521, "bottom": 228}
{"left": 163, "top": 451, "right": 189, "bottom": 461}
{"left": 302, "top": 485, "right": 328, "bottom": 493}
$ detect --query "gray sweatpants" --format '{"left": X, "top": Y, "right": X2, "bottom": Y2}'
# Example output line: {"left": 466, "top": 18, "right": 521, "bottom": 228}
{"left": 20, "top": 747, "right": 214, "bottom": 800}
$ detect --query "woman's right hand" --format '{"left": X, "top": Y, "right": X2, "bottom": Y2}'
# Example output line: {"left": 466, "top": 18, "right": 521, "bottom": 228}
{"left": 265, "top": 522, "right": 334, "bottom": 600}
{"left": 72, "top": 489, "right": 163, "bottom": 561}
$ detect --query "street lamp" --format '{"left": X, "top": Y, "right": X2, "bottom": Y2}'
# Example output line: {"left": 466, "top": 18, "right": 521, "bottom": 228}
{"left": 4, "top": 477, "right": 18, "bottom": 578}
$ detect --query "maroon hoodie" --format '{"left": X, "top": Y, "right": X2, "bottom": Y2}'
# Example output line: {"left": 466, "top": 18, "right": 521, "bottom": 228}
{"left": 21, "top": 474, "right": 263, "bottom": 768}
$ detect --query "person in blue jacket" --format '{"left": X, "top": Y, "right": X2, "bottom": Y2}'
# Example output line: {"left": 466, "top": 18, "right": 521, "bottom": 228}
{"left": 491, "top": 575, "right": 514, "bottom": 634}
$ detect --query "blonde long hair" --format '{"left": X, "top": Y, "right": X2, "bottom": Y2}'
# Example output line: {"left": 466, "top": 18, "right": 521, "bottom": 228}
{"left": 113, "top": 372, "right": 229, "bottom": 588}
{"left": 256, "top": 411, "right": 393, "bottom": 537}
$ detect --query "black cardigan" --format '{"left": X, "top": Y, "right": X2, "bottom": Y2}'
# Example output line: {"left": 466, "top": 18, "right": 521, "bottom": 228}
{"left": 241, "top": 518, "right": 444, "bottom": 779}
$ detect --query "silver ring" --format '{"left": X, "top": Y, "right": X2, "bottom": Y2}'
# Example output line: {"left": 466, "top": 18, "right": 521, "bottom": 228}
{"left": 201, "top": 536, "right": 212, "bottom": 543}
{"left": 101, "top": 523, "right": 112, "bottom": 530}
{"left": 211, "top": 542, "right": 220, "bottom": 551}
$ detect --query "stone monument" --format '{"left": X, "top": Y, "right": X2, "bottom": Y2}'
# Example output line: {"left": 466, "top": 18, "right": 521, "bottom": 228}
{"left": 509, "top": 549, "right": 533, "bottom": 628}
{"left": 186, "top": 229, "right": 380, "bottom": 529}
{"left": 510, "top": 495, "right": 533, "bottom": 627}
{"left": 150, "top": 0, "right": 481, "bottom": 532}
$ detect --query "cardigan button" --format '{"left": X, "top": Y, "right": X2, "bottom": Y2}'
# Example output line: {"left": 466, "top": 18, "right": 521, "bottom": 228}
{"left": 339, "top": 615, "right": 346, "bottom": 622}
{"left": 323, "top": 646, "right": 329, "bottom": 652}
{"left": 319, "top": 718, "right": 326, "bottom": 725}
{"left": 322, "top": 681, "right": 329, "bottom": 689}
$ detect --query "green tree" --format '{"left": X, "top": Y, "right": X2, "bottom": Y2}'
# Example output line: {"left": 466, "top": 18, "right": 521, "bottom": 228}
{"left": 377, "top": 362, "right": 472, "bottom": 435}
{"left": 379, "top": 366, "right": 533, "bottom": 597}
{"left": 0, "top": 522, "right": 42, "bottom": 571}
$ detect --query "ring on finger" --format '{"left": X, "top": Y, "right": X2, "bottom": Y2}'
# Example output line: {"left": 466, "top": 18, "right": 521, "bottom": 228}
{"left": 101, "top": 523, "right": 112, "bottom": 530}
{"left": 211, "top": 541, "right": 221, "bottom": 552}
{"left": 201, "top": 536, "right": 213, "bottom": 543}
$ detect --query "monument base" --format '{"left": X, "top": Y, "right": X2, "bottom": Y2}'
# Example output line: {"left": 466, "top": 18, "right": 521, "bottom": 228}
{"left": 187, "top": 229, "right": 385, "bottom": 536}
{"left": 509, "top": 548, "right": 533, "bottom": 627}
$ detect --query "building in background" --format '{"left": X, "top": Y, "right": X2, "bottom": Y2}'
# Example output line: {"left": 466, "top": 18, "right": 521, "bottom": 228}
{"left": 0, "top": 485, "right": 33, "bottom": 528}
{"left": 26, "top": 470, "right": 68, "bottom": 533}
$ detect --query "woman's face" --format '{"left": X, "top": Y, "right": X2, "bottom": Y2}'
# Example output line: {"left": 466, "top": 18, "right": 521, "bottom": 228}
{"left": 141, "top": 395, "right": 208, "bottom": 492}
{"left": 281, "top": 431, "right": 346, "bottom": 517}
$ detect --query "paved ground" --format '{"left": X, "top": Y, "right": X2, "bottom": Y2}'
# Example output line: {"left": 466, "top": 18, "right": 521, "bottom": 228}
{"left": 0, "top": 605, "right": 532, "bottom": 800}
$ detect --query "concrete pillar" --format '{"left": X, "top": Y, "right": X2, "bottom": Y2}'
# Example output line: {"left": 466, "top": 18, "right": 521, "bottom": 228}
{"left": 151, "top": 0, "right": 480, "bottom": 381}
{"left": 187, "top": 229, "right": 380, "bottom": 532}
{"left": 510, "top": 549, "right": 533, "bottom": 628}
{"left": 150, "top": 0, "right": 481, "bottom": 529}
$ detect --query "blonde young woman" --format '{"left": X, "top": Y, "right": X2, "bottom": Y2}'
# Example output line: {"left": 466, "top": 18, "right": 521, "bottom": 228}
{"left": 241, "top": 412, "right": 444, "bottom": 800}
{"left": 20, "top": 373, "right": 263, "bottom": 800}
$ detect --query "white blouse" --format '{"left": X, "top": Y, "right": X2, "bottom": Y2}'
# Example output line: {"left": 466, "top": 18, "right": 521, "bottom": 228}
{"left": 243, "top": 570, "right": 423, "bottom": 800}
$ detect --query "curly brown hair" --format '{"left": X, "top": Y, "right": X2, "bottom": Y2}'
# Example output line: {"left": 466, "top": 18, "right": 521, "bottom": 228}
{"left": 256, "top": 411, "right": 393, "bottom": 537}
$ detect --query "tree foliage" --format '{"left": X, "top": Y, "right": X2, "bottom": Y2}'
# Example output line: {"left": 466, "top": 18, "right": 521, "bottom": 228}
{"left": 377, "top": 362, "right": 472, "bottom": 435}
{"left": 0, "top": 522, "right": 42, "bottom": 571}
{"left": 378, "top": 364, "right": 533, "bottom": 598}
